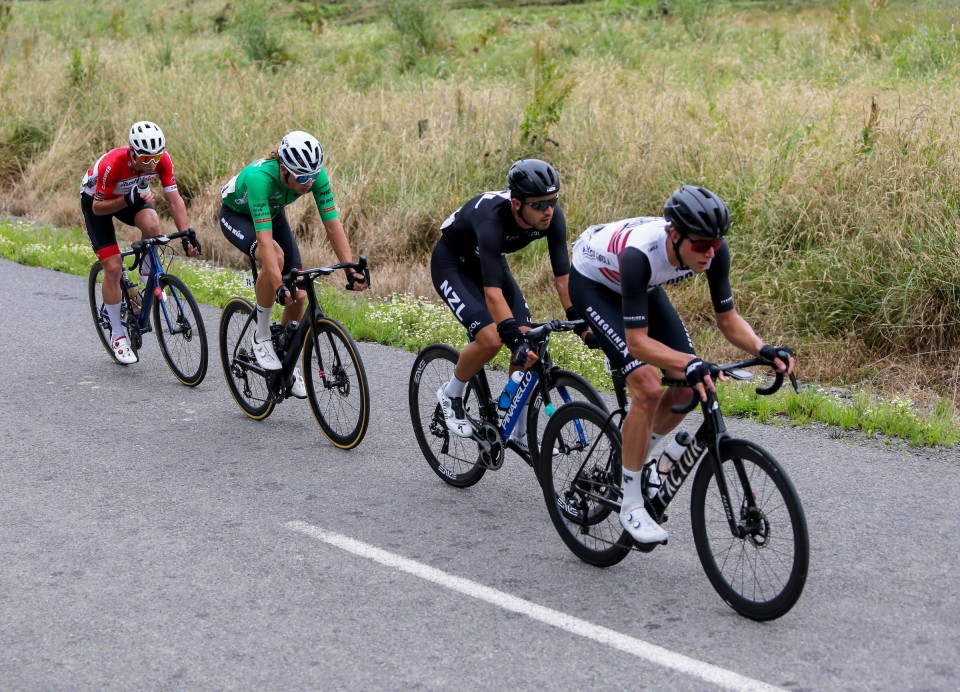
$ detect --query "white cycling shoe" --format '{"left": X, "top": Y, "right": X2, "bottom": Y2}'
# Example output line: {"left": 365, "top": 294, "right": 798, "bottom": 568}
{"left": 111, "top": 335, "right": 138, "bottom": 365}
{"left": 620, "top": 503, "right": 668, "bottom": 545}
{"left": 252, "top": 334, "right": 282, "bottom": 371}
{"left": 290, "top": 367, "right": 307, "bottom": 399}
{"left": 437, "top": 386, "right": 473, "bottom": 438}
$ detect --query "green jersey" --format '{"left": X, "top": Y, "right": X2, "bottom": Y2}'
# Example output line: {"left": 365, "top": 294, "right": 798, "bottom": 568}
{"left": 220, "top": 157, "right": 338, "bottom": 232}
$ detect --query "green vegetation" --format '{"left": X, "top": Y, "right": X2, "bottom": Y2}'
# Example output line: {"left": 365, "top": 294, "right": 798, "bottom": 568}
{"left": 0, "top": 0, "right": 958, "bottom": 440}
{"left": 2, "top": 218, "right": 957, "bottom": 447}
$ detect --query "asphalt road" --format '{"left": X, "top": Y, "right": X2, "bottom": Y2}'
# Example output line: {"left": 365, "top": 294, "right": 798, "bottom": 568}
{"left": 1, "top": 258, "right": 958, "bottom": 690}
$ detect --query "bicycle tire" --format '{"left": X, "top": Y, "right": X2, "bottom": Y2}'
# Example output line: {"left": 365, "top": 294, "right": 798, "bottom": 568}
{"left": 537, "top": 401, "right": 631, "bottom": 567}
{"left": 152, "top": 273, "right": 208, "bottom": 386}
{"left": 408, "top": 344, "right": 486, "bottom": 488}
{"left": 302, "top": 316, "right": 370, "bottom": 449}
{"left": 88, "top": 261, "right": 138, "bottom": 364}
{"left": 690, "top": 438, "right": 809, "bottom": 621}
{"left": 218, "top": 296, "right": 275, "bottom": 420}
{"left": 527, "top": 369, "right": 607, "bottom": 474}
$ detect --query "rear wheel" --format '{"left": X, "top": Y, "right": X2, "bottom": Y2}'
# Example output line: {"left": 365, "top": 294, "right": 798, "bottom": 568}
{"left": 690, "top": 439, "right": 809, "bottom": 621}
{"left": 409, "top": 344, "right": 485, "bottom": 488}
{"left": 153, "top": 273, "right": 208, "bottom": 386}
{"left": 537, "top": 401, "right": 631, "bottom": 567}
{"left": 218, "top": 296, "right": 274, "bottom": 420}
{"left": 88, "top": 261, "right": 138, "bottom": 363}
{"left": 302, "top": 316, "right": 370, "bottom": 449}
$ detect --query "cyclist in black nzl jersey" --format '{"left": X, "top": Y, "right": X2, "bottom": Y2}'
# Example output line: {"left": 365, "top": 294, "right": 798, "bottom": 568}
{"left": 568, "top": 185, "right": 795, "bottom": 545}
{"left": 432, "top": 159, "right": 582, "bottom": 455}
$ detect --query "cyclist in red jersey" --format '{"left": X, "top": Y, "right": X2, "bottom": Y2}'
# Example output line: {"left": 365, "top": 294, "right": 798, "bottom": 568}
{"left": 81, "top": 121, "right": 200, "bottom": 365}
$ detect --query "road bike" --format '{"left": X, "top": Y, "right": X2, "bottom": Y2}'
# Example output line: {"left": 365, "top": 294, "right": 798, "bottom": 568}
{"left": 218, "top": 256, "right": 371, "bottom": 450}
{"left": 88, "top": 229, "right": 207, "bottom": 386}
{"left": 536, "top": 358, "right": 809, "bottom": 621}
{"left": 409, "top": 319, "right": 607, "bottom": 487}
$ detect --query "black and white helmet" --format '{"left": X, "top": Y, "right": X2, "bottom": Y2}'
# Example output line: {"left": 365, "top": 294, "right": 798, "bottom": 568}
{"left": 128, "top": 121, "right": 166, "bottom": 156}
{"left": 507, "top": 159, "right": 560, "bottom": 200}
{"left": 663, "top": 184, "right": 730, "bottom": 238}
{"left": 277, "top": 131, "right": 325, "bottom": 176}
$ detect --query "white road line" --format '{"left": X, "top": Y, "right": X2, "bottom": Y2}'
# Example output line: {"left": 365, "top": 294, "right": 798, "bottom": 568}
{"left": 284, "top": 521, "right": 785, "bottom": 692}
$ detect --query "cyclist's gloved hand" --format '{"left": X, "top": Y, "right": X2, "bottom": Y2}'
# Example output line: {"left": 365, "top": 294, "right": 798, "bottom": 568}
{"left": 760, "top": 344, "right": 794, "bottom": 371}
{"left": 346, "top": 271, "right": 367, "bottom": 291}
{"left": 125, "top": 185, "right": 142, "bottom": 207}
{"left": 497, "top": 318, "right": 530, "bottom": 366}
{"left": 684, "top": 357, "right": 713, "bottom": 387}
{"left": 181, "top": 228, "right": 202, "bottom": 256}
{"left": 276, "top": 285, "right": 293, "bottom": 306}
{"left": 509, "top": 342, "right": 532, "bottom": 367}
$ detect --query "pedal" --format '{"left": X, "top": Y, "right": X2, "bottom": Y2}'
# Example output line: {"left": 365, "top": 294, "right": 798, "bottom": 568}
{"left": 633, "top": 537, "right": 667, "bottom": 553}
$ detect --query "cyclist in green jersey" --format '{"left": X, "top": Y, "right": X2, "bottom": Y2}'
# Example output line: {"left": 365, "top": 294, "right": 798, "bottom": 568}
{"left": 219, "top": 130, "right": 367, "bottom": 396}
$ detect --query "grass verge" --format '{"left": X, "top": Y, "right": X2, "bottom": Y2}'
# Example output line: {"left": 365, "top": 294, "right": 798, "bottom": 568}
{"left": 2, "top": 218, "right": 956, "bottom": 448}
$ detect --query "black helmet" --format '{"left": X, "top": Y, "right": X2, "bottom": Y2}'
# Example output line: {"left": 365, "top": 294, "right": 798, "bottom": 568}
{"left": 663, "top": 185, "right": 730, "bottom": 238}
{"left": 507, "top": 159, "right": 560, "bottom": 200}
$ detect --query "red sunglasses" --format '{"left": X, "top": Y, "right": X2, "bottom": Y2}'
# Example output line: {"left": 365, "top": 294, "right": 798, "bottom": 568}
{"left": 687, "top": 237, "right": 723, "bottom": 253}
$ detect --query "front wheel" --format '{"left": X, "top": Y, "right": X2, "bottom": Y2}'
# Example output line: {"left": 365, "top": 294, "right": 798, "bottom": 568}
{"left": 153, "top": 273, "right": 208, "bottom": 386}
{"left": 408, "top": 344, "right": 486, "bottom": 488}
{"left": 302, "top": 316, "right": 370, "bottom": 449}
{"left": 218, "top": 296, "right": 275, "bottom": 420}
{"left": 537, "top": 401, "right": 631, "bottom": 567}
{"left": 690, "top": 439, "right": 809, "bottom": 621}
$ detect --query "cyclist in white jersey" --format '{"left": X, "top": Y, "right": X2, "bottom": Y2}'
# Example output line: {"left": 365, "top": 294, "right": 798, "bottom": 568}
{"left": 568, "top": 185, "right": 795, "bottom": 544}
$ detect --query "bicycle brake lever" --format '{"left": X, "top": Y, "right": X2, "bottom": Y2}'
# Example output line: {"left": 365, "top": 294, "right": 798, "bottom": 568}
{"left": 789, "top": 371, "right": 799, "bottom": 393}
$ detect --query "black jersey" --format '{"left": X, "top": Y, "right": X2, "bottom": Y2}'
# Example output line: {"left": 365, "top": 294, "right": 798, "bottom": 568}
{"left": 439, "top": 190, "right": 570, "bottom": 289}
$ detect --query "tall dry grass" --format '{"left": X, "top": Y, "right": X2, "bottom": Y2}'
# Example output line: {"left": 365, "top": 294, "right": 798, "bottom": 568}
{"left": 2, "top": 0, "right": 959, "bottom": 402}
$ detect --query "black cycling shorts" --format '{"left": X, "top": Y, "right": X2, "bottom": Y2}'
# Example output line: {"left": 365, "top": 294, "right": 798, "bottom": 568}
{"left": 569, "top": 267, "right": 694, "bottom": 377}
{"left": 430, "top": 236, "right": 531, "bottom": 340}
{"left": 219, "top": 205, "right": 302, "bottom": 276}
{"left": 81, "top": 193, "right": 154, "bottom": 260}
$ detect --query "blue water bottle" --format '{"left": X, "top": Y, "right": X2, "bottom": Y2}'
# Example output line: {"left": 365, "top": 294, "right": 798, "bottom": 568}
{"left": 498, "top": 371, "right": 524, "bottom": 410}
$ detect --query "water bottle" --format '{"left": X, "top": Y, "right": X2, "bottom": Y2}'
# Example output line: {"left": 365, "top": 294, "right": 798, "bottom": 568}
{"left": 657, "top": 430, "right": 693, "bottom": 474}
{"left": 498, "top": 371, "right": 524, "bottom": 410}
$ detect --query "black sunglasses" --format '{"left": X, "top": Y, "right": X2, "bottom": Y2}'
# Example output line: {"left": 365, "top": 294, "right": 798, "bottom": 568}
{"left": 521, "top": 196, "right": 560, "bottom": 212}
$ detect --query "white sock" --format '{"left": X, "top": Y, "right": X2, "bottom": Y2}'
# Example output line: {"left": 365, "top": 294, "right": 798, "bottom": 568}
{"left": 255, "top": 304, "right": 273, "bottom": 342}
{"left": 444, "top": 376, "right": 468, "bottom": 399}
{"left": 105, "top": 302, "right": 124, "bottom": 341}
{"left": 621, "top": 468, "right": 645, "bottom": 510}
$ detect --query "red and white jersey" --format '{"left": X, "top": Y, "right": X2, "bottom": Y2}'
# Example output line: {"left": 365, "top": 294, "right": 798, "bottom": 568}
{"left": 80, "top": 147, "right": 178, "bottom": 200}
{"left": 572, "top": 216, "right": 694, "bottom": 293}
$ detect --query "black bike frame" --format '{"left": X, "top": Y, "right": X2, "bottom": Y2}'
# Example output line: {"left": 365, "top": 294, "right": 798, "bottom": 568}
{"left": 236, "top": 257, "right": 369, "bottom": 399}
{"left": 588, "top": 361, "right": 790, "bottom": 539}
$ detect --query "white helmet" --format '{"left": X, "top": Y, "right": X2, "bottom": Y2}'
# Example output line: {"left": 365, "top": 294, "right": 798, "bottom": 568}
{"left": 277, "top": 130, "right": 324, "bottom": 175}
{"left": 129, "top": 121, "right": 166, "bottom": 156}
